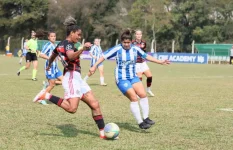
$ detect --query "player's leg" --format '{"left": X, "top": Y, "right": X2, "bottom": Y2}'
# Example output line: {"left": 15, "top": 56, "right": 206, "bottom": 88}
{"left": 117, "top": 79, "right": 150, "bottom": 129}
{"left": 54, "top": 69, "right": 63, "bottom": 85}
{"left": 136, "top": 63, "right": 143, "bottom": 81}
{"left": 19, "top": 55, "right": 23, "bottom": 64}
{"left": 17, "top": 53, "right": 31, "bottom": 76}
{"left": 98, "top": 64, "right": 107, "bottom": 86}
{"left": 31, "top": 60, "right": 38, "bottom": 81}
{"left": 132, "top": 78, "right": 155, "bottom": 125}
{"left": 81, "top": 90, "right": 106, "bottom": 138}
{"left": 83, "top": 72, "right": 91, "bottom": 82}
{"left": 84, "top": 59, "right": 94, "bottom": 82}
{"left": 142, "top": 62, "right": 154, "bottom": 97}
{"left": 31, "top": 53, "right": 38, "bottom": 81}
{"left": 33, "top": 71, "right": 82, "bottom": 113}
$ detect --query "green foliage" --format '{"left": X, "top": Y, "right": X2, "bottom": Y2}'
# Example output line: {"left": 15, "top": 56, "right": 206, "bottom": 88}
{"left": 1, "top": 0, "right": 233, "bottom": 51}
{"left": 0, "top": 0, "right": 48, "bottom": 38}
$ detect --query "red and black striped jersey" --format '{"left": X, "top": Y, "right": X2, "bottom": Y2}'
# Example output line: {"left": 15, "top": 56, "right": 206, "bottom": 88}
{"left": 53, "top": 40, "right": 81, "bottom": 73}
{"left": 132, "top": 40, "right": 147, "bottom": 63}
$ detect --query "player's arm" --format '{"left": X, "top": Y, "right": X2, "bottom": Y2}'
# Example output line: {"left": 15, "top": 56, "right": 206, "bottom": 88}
{"left": 66, "top": 42, "right": 91, "bottom": 60}
{"left": 89, "top": 46, "right": 118, "bottom": 74}
{"left": 137, "top": 47, "right": 170, "bottom": 65}
{"left": 40, "top": 45, "right": 50, "bottom": 60}
{"left": 47, "top": 52, "right": 58, "bottom": 70}
{"left": 39, "top": 53, "right": 49, "bottom": 60}
{"left": 89, "top": 46, "right": 97, "bottom": 59}
{"left": 25, "top": 40, "right": 31, "bottom": 50}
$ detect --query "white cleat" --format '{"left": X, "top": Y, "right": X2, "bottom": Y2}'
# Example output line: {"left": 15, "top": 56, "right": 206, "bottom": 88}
{"left": 100, "top": 83, "right": 107, "bottom": 86}
{"left": 147, "top": 90, "right": 155, "bottom": 97}
{"left": 33, "top": 89, "right": 46, "bottom": 103}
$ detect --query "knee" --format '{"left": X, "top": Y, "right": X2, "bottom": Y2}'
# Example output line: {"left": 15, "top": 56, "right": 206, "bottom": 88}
{"left": 130, "top": 95, "right": 138, "bottom": 102}
{"left": 67, "top": 107, "right": 78, "bottom": 114}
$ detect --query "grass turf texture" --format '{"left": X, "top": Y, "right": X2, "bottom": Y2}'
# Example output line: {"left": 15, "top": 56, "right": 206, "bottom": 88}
{"left": 0, "top": 56, "right": 233, "bottom": 150}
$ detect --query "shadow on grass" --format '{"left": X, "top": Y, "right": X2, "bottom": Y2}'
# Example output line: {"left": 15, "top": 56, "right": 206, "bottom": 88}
{"left": 115, "top": 122, "right": 152, "bottom": 134}
{"left": 88, "top": 83, "right": 101, "bottom": 86}
{"left": 40, "top": 124, "right": 98, "bottom": 138}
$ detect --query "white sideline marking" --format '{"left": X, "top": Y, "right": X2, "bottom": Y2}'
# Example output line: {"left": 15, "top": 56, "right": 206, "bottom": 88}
{"left": 219, "top": 108, "right": 233, "bottom": 112}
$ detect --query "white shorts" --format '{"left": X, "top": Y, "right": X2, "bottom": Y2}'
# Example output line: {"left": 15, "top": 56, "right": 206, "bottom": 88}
{"left": 62, "top": 71, "right": 91, "bottom": 99}
{"left": 136, "top": 62, "right": 149, "bottom": 73}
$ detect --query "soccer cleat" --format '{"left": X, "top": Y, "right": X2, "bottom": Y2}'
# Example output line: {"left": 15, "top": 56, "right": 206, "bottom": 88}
{"left": 139, "top": 121, "right": 151, "bottom": 129}
{"left": 17, "top": 71, "right": 20, "bottom": 76}
{"left": 143, "top": 118, "right": 155, "bottom": 125}
{"left": 32, "top": 78, "right": 38, "bottom": 81}
{"left": 40, "top": 100, "right": 48, "bottom": 105}
{"left": 100, "top": 83, "right": 107, "bottom": 86}
{"left": 33, "top": 89, "right": 46, "bottom": 103}
{"left": 100, "top": 135, "right": 107, "bottom": 139}
{"left": 147, "top": 90, "right": 155, "bottom": 97}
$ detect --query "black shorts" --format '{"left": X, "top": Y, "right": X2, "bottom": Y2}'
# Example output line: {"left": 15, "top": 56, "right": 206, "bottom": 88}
{"left": 26, "top": 52, "right": 37, "bottom": 62}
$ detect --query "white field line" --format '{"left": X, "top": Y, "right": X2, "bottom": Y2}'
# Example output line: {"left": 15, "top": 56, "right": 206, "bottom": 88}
{"left": 219, "top": 108, "right": 233, "bottom": 112}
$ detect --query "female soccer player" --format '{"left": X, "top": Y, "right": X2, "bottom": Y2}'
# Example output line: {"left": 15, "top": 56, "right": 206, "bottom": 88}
{"left": 89, "top": 29, "right": 170, "bottom": 129}
{"left": 33, "top": 17, "right": 107, "bottom": 139}
{"left": 83, "top": 38, "right": 107, "bottom": 86}
{"left": 17, "top": 30, "right": 39, "bottom": 81}
{"left": 132, "top": 29, "right": 154, "bottom": 97}
{"left": 38, "top": 31, "right": 63, "bottom": 105}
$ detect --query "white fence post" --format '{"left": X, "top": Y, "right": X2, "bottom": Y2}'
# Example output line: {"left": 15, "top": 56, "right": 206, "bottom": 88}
{"left": 21, "top": 37, "right": 24, "bottom": 50}
{"left": 172, "top": 40, "right": 175, "bottom": 53}
{"left": 151, "top": 39, "right": 155, "bottom": 53}
{"left": 115, "top": 39, "right": 119, "bottom": 45}
{"left": 154, "top": 40, "right": 157, "bottom": 53}
{"left": 192, "top": 40, "right": 195, "bottom": 54}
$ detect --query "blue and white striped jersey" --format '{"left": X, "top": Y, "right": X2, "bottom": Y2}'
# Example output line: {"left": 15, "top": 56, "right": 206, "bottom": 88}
{"left": 41, "top": 42, "right": 59, "bottom": 75}
{"left": 89, "top": 45, "right": 103, "bottom": 65}
{"left": 103, "top": 44, "right": 147, "bottom": 81}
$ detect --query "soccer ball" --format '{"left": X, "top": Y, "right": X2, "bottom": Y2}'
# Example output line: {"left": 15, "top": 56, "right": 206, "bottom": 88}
{"left": 104, "top": 123, "right": 120, "bottom": 139}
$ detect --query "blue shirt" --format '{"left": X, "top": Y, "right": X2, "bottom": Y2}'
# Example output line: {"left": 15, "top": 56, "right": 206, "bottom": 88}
{"left": 89, "top": 45, "right": 103, "bottom": 65}
{"left": 103, "top": 44, "right": 147, "bottom": 81}
{"left": 41, "top": 42, "right": 59, "bottom": 75}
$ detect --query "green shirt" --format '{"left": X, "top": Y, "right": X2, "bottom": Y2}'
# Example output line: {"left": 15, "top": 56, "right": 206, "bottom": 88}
{"left": 74, "top": 42, "right": 81, "bottom": 50}
{"left": 27, "top": 38, "right": 38, "bottom": 53}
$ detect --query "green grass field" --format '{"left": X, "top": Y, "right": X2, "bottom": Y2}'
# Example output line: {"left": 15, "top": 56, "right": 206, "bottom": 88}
{"left": 1, "top": 56, "right": 233, "bottom": 150}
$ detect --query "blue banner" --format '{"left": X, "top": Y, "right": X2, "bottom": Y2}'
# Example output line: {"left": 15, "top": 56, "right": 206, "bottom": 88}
{"left": 152, "top": 53, "right": 208, "bottom": 64}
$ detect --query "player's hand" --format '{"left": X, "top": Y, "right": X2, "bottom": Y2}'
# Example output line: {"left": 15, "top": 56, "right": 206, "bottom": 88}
{"left": 89, "top": 66, "right": 97, "bottom": 75}
{"left": 46, "top": 66, "right": 51, "bottom": 71}
{"left": 161, "top": 59, "right": 170, "bottom": 65}
{"left": 84, "top": 42, "right": 92, "bottom": 50}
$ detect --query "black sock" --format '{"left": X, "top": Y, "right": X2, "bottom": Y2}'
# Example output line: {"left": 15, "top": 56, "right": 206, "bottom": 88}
{"left": 93, "top": 115, "right": 105, "bottom": 130}
{"left": 147, "top": 77, "right": 152, "bottom": 87}
{"left": 49, "top": 95, "right": 63, "bottom": 106}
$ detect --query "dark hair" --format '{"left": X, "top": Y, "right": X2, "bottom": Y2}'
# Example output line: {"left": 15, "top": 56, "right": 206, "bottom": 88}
{"left": 121, "top": 29, "right": 132, "bottom": 41}
{"left": 47, "top": 30, "right": 56, "bottom": 36}
{"left": 63, "top": 16, "right": 81, "bottom": 36}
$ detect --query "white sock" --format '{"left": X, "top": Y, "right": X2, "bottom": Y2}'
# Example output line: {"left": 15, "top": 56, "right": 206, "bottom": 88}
{"left": 100, "top": 77, "right": 104, "bottom": 84}
{"left": 99, "top": 129, "right": 104, "bottom": 137}
{"left": 147, "top": 87, "right": 151, "bottom": 91}
{"left": 139, "top": 97, "right": 149, "bottom": 119}
{"left": 130, "top": 101, "right": 143, "bottom": 124}
{"left": 84, "top": 75, "right": 89, "bottom": 81}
